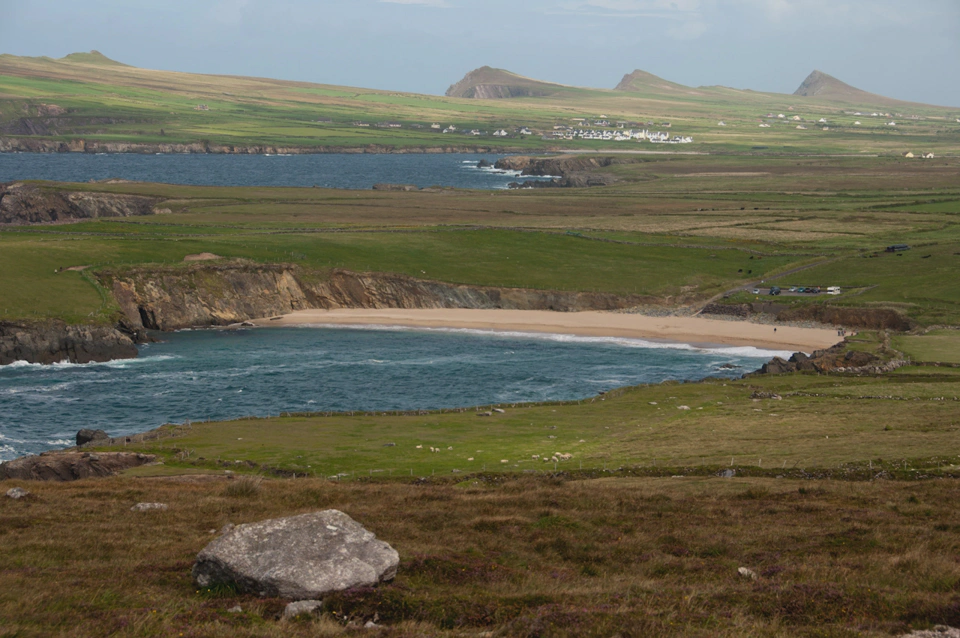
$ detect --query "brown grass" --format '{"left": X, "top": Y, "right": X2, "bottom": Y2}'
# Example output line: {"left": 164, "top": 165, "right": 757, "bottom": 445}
{"left": 3, "top": 474, "right": 960, "bottom": 637}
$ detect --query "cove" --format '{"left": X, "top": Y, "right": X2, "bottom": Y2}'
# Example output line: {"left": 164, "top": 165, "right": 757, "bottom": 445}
{"left": 0, "top": 326, "right": 784, "bottom": 461}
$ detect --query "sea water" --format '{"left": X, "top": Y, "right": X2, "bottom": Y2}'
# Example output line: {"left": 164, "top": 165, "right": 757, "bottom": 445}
{"left": 0, "top": 326, "right": 785, "bottom": 460}
{"left": 0, "top": 153, "right": 553, "bottom": 190}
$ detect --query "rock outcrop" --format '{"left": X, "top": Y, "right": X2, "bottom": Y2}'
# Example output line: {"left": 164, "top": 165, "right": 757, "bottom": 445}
{"left": 0, "top": 452, "right": 156, "bottom": 481}
{"left": 76, "top": 429, "right": 110, "bottom": 447}
{"left": 103, "top": 263, "right": 648, "bottom": 332}
{"left": 497, "top": 155, "right": 631, "bottom": 188}
{"left": 192, "top": 510, "right": 399, "bottom": 599}
{"left": 754, "top": 343, "right": 905, "bottom": 376}
{"left": 0, "top": 320, "right": 138, "bottom": 366}
{"left": 0, "top": 182, "right": 160, "bottom": 225}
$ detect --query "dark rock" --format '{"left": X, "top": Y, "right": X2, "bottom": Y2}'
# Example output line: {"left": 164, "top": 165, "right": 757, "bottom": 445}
{"left": 0, "top": 320, "right": 138, "bottom": 366}
{"left": 192, "top": 510, "right": 399, "bottom": 600}
{"left": 0, "top": 181, "right": 160, "bottom": 225}
{"left": 0, "top": 452, "right": 156, "bottom": 481}
{"left": 760, "top": 357, "right": 796, "bottom": 374}
{"left": 77, "top": 429, "right": 109, "bottom": 447}
{"left": 477, "top": 159, "right": 492, "bottom": 168}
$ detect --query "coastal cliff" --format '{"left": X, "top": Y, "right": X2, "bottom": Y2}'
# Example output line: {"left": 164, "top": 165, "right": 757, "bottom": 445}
{"left": 0, "top": 182, "right": 161, "bottom": 225}
{"left": 496, "top": 155, "right": 630, "bottom": 188}
{"left": 102, "top": 262, "right": 648, "bottom": 332}
{"left": 0, "top": 320, "right": 138, "bottom": 365}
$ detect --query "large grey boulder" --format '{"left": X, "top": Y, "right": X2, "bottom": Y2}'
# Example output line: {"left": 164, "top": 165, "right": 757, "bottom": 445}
{"left": 192, "top": 510, "right": 399, "bottom": 599}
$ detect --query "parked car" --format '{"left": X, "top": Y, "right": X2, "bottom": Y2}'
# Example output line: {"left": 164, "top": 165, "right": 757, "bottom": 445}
{"left": 769, "top": 286, "right": 781, "bottom": 296}
{"left": 752, "top": 288, "right": 760, "bottom": 294}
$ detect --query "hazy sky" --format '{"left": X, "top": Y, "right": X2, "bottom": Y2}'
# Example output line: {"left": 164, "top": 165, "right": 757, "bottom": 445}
{"left": 2, "top": 0, "right": 958, "bottom": 106}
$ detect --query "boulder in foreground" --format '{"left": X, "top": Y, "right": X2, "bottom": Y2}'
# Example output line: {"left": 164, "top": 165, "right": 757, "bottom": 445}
{"left": 192, "top": 510, "right": 399, "bottom": 599}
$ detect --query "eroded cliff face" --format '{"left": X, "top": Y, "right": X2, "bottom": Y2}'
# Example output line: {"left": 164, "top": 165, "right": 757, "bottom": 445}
{"left": 102, "top": 263, "right": 648, "bottom": 331}
{"left": 0, "top": 182, "right": 162, "bottom": 225}
{"left": 0, "top": 320, "right": 138, "bottom": 365}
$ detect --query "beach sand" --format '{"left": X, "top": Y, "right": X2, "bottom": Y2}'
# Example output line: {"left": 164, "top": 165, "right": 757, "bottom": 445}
{"left": 254, "top": 309, "right": 841, "bottom": 352}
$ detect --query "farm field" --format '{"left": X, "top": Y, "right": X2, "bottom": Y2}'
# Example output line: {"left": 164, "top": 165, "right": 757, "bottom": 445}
{"left": 2, "top": 154, "right": 959, "bottom": 325}
{"left": 1, "top": 52, "right": 959, "bottom": 154}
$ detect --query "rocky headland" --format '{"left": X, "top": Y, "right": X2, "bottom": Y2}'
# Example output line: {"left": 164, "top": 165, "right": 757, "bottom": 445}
{"left": 0, "top": 181, "right": 162, "bottom": 224}
{"left": 496, "top": 155, "right": 631, "bottom": 188}
{"left": 0, "top": 320, "right": 138, "bottom": 365}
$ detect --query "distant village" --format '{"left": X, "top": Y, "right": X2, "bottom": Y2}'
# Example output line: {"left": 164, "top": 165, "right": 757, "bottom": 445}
{"left": 331, "top": 116, "right": 694, "bottom": 144}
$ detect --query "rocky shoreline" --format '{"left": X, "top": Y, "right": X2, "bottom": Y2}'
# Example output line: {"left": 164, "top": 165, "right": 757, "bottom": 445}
{"left": 0, "top": 320, "right": 138, "bottom": 366}
{"left": 0, "top": 137, "right": 532, "bottom": 156}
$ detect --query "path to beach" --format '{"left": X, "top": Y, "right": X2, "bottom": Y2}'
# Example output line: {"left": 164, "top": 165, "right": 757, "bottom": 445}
{"left": 255, "top": 309, "right": 840, "bottom": 352}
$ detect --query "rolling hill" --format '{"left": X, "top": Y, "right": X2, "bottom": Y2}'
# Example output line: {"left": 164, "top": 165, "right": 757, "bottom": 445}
{"left": 0, "top": 52, "right": 956, "bottom": 155}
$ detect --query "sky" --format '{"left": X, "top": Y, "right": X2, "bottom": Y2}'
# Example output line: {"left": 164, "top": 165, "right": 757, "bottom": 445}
{"left": 1, "top": 0, "right": 958, "bottom": 106}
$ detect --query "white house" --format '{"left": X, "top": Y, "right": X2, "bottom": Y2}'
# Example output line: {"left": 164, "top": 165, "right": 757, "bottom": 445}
{"left": 922, "top": 152, "right": 935, "bottom": 159}
{"left": 818, "top": 118, "right": 828, "bottom": 123}
{"left": 888, "top": 122, "right": 897, "bottom": 126}
{"left": 792, "top": 115, "right": 802, "bottom": 121}
{"left": 903, "top": 152, "right": 915, "bottom": 158}
{"left": 442, "top": 126, "right": 456, "bottom": 134}
{"left": 430, "top": 123, "right": 441, "bottom": 129}
{"left": 493, "top": 129, "right": 508, "bottom": 137}
{"left": 759, "top": 123, "right": 771, "bottom": 128}
{"left": 854, "top": 121, "right": 862, "bottom": 126}
{"left": 518, "top": 127, "right": 532, "bottom": 135}
{"left": 717, "top": 121, "right": 726, "bottom": 126}
{"left": 797, "top": 125, "right": 807, "bottom": 130}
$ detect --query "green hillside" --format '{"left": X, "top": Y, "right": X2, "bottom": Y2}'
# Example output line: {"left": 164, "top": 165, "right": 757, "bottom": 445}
{"left": 0, "top": 52, "right": 957, "bottom": 154}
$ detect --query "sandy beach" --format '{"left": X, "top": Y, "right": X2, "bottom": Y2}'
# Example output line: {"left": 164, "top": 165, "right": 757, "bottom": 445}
{"left": 254, "top": 309, "right": 841, "bottom": 352}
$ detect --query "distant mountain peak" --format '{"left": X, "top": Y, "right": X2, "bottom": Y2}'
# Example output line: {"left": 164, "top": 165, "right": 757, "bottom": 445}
{"left": 792, "top": 69, "right": 913, "bottom": 106}
{"left": 614, "top": 69, "right": 702, "bottom": 95}
{"left": 445, "top": 67, "right": 562, "bottom": 99}
{"left": 793, "top": 70, "right": 852, "bottom": 97}
{"left": 60, "top": 50, "right": 128, "bottom": 67}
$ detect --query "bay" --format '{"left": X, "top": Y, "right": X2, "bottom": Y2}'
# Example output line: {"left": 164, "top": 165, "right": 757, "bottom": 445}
{"left": 0, "top": 326, "right": 782, "bottom": 461}
{"left": 0, "top": 153, "right": 552, "bottom": 190}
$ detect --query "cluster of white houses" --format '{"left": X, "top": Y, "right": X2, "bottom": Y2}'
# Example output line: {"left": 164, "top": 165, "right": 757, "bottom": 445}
{"left": 338, "top": 118, "right": 693, "bottom": 143}
{"left": 545, "top": 128, "right": 693, "bottom": 143}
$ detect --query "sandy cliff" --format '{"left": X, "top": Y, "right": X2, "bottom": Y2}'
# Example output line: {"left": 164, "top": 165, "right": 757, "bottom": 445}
{"left": 102, "top": 263, "right": 649, "bottom": 332}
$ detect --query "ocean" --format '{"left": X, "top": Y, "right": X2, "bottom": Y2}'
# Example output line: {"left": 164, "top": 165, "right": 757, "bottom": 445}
{"left": 0, "top": 152, "right": 553, "bottom": 190}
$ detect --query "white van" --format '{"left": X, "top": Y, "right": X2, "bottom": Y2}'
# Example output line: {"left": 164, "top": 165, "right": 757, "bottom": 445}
{"left": 827, "top": 286, "right": 842, "bottom": 296}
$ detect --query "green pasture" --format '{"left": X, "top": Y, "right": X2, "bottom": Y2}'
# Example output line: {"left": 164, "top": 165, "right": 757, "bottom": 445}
{"left": 2, "top": 52, "right": 960, "bottom": 153}
{"left": 116, "top": 369, "right": 960, "bottom": 478}
{"left": 895, "top": 330, "right": 960, "bottom": 364}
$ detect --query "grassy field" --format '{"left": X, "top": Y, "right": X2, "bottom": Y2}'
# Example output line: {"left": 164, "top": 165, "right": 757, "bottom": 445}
{"left": 1, "top": 52, "right": 959, "bottom": 154}
{"left": 895, "top": 330, "right": 960, "bottom": 364}
{"left": 2, "top": 154, "right": 959, "bottom": 326}
{"left": 107, "top": 364, "right": 960, "bottom": 479}
{"left": 5, "top": 473, "right": 960, "bottom": 638}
